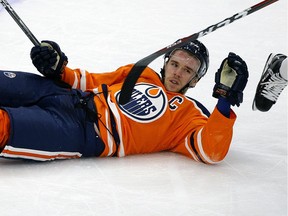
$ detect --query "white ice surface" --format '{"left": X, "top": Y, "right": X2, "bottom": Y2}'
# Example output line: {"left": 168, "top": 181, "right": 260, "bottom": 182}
{"left": 0, "top": 0, "right": 287, "bottom": 215}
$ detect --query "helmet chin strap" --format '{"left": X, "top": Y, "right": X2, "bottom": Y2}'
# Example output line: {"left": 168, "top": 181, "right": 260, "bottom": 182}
{"left": 179, "top": 74, "right": 199, "bottom": 94}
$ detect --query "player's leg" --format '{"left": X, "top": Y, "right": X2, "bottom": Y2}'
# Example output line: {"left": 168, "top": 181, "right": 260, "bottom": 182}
{"left": 0, "top": 91, "right": 105, "bottom": 161}
{"left": 0, "top": 70, "right": 70, "bottom": 107}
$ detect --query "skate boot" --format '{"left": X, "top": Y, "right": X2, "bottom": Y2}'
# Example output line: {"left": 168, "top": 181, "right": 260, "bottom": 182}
{"left": 252, "top": 53, "right": 287, "bottom": 112}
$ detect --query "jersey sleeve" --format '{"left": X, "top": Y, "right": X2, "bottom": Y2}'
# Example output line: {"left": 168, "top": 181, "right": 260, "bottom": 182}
{"left": 61, "top": 65, "right": 134, "bottom": 91}
{"left": 171, "top": 107, "right": 236, "bottom": 164}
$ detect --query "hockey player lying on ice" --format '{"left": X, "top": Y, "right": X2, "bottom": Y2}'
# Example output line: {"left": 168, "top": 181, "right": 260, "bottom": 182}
{"left": 0, "top": 40, "right": 249, "bottom": 164}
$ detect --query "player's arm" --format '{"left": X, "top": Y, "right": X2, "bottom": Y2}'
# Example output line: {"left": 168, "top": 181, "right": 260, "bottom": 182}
{"left": 172, "top": 53, "right": 248, "bottom": 164}
{"left": 170, "top": 106, "right": 236, "bottom": 164}
{"left": 61, "top": 65, "right": 135, "bottom": 91}
{"left": 190, "top": 107, "right": 236, "bottom": 164}
{"left": 195, "top": 52, "right": 248, "bottom": 163}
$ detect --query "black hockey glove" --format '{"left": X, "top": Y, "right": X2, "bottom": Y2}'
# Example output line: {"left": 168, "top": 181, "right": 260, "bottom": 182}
{"left": 30, "top": 40, "right": 68, "bottom": 79}
{"left": 213, "top": 52, "right": 249, "bottom": 107}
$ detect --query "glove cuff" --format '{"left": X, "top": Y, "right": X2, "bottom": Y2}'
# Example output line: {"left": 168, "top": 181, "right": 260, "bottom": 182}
{"left": 213, "top": 83, "right": 230, "bottom": 98}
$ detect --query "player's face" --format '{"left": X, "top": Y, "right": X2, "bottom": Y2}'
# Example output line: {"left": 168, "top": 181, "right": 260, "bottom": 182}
{"left": 164, "top": 50, "right": 201, "bottom": 93}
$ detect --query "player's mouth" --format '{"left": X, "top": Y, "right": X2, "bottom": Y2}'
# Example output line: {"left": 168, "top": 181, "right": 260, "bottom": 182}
{"left": 170, "top": 79, "right": 179, "bottom": 86}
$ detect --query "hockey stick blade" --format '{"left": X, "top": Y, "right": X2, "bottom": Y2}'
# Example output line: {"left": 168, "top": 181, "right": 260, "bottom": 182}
{"left": 119, "top": 0, "right": 279, "bottom": 105}
{"left": 0, "top": 0, "right": 40, "bottom": 45}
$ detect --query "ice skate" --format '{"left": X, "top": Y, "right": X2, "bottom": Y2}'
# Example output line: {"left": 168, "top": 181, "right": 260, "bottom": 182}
{"left": 253, "top": 53, "right": 287, "bottom": 112}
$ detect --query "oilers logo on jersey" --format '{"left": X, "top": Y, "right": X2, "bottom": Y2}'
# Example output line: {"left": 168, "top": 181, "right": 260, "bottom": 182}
{"left": 116, "top": 83, "right": 167, "bottom": 123}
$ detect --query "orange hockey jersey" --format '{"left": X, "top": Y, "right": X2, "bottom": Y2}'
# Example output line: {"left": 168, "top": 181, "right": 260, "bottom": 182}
{"left": 62, "top": 64, "right": 236, "bottom": 164}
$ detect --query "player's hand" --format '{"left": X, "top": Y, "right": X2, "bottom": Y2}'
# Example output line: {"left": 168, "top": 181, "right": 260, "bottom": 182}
{"left": 30, "top": 40, "right": 68, "bottom": 79}
{"left": 213, "top": 52, "right": 249, "bottom": 107}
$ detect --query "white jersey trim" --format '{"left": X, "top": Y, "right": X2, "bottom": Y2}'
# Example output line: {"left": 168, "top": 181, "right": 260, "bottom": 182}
{"left": 80, "top": 69, "right": 87, "bottom": 91}
{"left": 105, "top": 108, "right": 114, "bottom": 157}
{"left": 107, "top": 93, "right": 125, "bottom": 157}
{"left": 72, "top": 71, "right": 79, "bottom": 88}
{"left": 1, "top": 145, "right": 82, "bottom": 161}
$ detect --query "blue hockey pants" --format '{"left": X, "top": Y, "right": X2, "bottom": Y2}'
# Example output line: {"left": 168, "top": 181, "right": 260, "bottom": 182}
{"left": 0, "top": 70, "right": 105, "bottom": 161}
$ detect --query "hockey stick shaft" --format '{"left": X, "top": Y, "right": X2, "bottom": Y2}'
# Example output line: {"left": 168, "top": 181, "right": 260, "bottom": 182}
{"left": 119, "top": 0, "right": 279, "bottom": 105}
{"left": 0, "top": 0, "right": 40, "bottom": 45}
